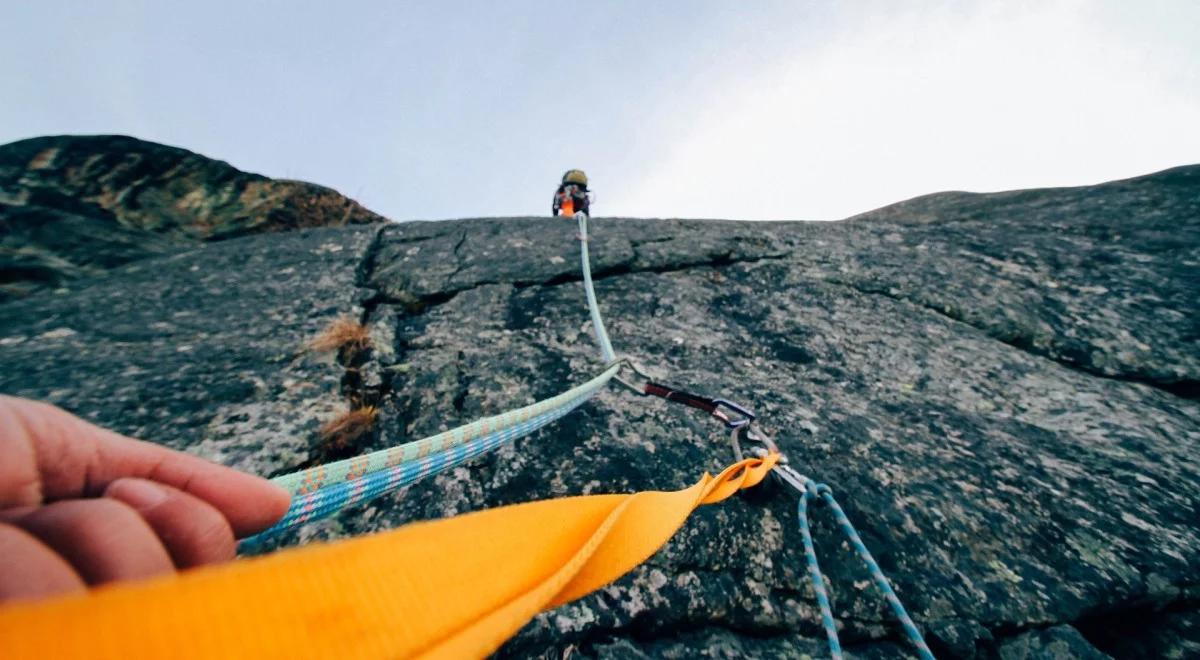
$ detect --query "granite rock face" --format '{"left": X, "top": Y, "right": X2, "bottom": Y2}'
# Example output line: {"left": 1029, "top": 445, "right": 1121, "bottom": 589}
{"left": 1, "top": 164, "right": 1197, "bottom": 658}
{"left": 0, "top": 225, "right": 380, "bottom": 477}
{"left": 0, "top": 135, "right": 384, "bottom": 300}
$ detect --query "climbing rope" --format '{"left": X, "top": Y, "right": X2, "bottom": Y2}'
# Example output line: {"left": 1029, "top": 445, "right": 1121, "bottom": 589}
{"left": 576, "top": 211, "right": 616, "bottom": 362}
{"left": 245, "top": 211, "right": 625, "bottom": 546}
{"left": 797, "top": 488, "right": 843, "bottom": 657}
{"left": 734, "top": 428, "right": 934, "bottom": 659}
{"left": 248, "top": 210, "right": 628, "bottom": 544}
{"left": 245, "top": 363, "right": 620, "bottom": 545}
{"left": 798, "top": 483, "right": 935, "bottom": 660}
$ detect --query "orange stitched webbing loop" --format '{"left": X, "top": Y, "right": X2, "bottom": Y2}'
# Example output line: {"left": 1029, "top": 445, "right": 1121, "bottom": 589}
{"left": 0, "top": 453, "right": 780, "bottom": 660}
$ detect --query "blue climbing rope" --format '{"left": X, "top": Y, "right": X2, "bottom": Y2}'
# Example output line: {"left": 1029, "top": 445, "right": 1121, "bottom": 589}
{"left": 798, "top": 487, "right": 845, "bottom": 658}
{"left": 242, "top": 388, "right": 599, "bottom": 547}
{"left": 797, "top": 481, "right": 936, "bottom": 660}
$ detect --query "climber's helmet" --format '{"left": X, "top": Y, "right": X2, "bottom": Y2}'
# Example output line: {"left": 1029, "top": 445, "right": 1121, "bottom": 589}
{"left": 562, "top": 169, "right": 588, "bottom": 188}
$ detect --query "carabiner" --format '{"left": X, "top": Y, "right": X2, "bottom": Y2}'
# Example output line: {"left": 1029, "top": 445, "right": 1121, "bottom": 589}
{"left": 608, "top": 357, "right": 654, "bottom": 396}
{"left": 709, "top": 398, "right": 756, "bottom": 429}
{"left": 610, "top": 358, "right": 757, "bottom": 430}
{"left": 643, "top": 381, "right": 755, "bottom": 430}
{"left": 730, "top": 424, "right": 779, "bottom": 461}
{"left": 731, "top": 425, "right": 809, "bottom": 496}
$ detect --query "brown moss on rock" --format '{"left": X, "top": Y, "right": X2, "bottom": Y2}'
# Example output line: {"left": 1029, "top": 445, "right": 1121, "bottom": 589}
{"left": 308, "top": 317, "right": 371, "bottom": 361}
{"left": 316, "top": 406, "right": 378, "bottom": 460}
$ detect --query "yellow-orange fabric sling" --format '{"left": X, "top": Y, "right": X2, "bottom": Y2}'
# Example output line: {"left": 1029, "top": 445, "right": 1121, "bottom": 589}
{"left": 0, "top": 453, "right": 778, "bottom": 659}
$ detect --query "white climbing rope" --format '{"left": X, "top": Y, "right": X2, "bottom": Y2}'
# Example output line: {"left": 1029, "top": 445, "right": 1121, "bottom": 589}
{"left": 576, "top": 211, "right": 616, "bottom": 362}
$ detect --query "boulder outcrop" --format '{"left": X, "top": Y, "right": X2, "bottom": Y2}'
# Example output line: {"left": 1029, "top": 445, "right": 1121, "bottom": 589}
{"left": 0, "top": 135, "right": 383, "bottom": 300}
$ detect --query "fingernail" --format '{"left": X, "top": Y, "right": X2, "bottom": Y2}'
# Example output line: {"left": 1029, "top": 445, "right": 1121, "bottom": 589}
{"left": 111, "top": 479, "right": 169, "bottom": 510}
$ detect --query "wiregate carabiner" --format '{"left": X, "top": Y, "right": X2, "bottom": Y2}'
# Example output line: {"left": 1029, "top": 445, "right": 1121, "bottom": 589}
{"left": 609, "top": 357, "right": 654, "bottom": 396}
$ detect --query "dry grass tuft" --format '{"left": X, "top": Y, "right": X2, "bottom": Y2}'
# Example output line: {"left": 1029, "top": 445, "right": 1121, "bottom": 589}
{"left": 308, "top": 317, "right": 371, "bottom": 357}
{"left": 319, "top": 406, "right": 378, "bottom": 453}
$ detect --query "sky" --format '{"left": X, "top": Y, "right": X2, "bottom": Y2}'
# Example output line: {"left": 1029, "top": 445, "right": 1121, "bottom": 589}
{"left": 3, "top": 1, "right": 1198, "bottom": 221}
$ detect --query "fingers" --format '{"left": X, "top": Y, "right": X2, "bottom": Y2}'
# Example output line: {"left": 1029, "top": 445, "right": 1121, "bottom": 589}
{"left": 1, "top": 483, "right": 241, "bottom": 604}
{"left": 133, "top": 450, "right": 292, "bottom": 538}
{"left": 0, "top": 396, "right": 293, "bottom": 604}
{"left": 14, "top": 499, "right": 173, "bottom": 585}
{"left": 0, "top": 395, "right": 102, "bottom": 506}
{"left": 105, "top": 478, "right": 236, "bottom": 567}
{"left": 0, "top": 397, "right": 45, "bottom": 508}
{"left": 0, "top": 395, "right": 291, "bottom": 537}
{"left": 0, "top": 524, "right": 85, "bottom": 601}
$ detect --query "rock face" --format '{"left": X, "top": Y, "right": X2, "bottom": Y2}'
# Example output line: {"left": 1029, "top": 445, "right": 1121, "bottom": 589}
{"left": 1, "top": 162, "right": 1197, "bottom": 659}
{"left": 0, "top": 135, "right": 384, "bottom": 300}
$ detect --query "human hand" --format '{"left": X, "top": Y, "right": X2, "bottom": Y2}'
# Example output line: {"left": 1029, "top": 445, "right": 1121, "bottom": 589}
{"left": 0, "top": 395, "right": 290, "bottom": 602}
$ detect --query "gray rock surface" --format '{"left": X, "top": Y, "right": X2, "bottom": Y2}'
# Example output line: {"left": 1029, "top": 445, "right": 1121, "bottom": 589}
{"left": 995, "top": 625, "right": 1110, "bottom": 660}
{"left": 1, "top": 165, "right": 1197, "bottom": 658}
{"left": 0, "top": 225, "right": 379, "bottom": 474}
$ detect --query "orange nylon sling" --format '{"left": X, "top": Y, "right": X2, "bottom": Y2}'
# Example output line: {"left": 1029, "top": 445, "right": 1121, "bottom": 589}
{"left": 0, "top": 453, "right": 779, "bottom": 660}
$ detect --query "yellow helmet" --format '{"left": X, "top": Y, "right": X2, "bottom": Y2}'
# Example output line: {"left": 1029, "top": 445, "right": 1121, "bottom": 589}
{"left": 562, "top": 169, "right": 588, "bottom": 186}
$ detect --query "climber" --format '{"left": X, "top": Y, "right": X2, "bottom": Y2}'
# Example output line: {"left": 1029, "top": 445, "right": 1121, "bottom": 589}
{"left": 552, "top": 169, "right": 591, "bottom": 217}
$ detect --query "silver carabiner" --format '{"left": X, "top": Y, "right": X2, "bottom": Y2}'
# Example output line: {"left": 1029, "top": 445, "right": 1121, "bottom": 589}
{"left": 608, "top": 357, "right": 655, "bottom": 396}
{"left": 731, "top": 424, "right": 810, "bottom": 495}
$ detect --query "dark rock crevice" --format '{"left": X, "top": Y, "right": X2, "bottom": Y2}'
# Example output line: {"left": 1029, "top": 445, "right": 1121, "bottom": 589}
{"left": 526, "top": 249, "right": 790, "bottom": 290}
{"left": 973, "top": 586, "right": 1200, "bottom": 659}
{"left": 353, "top": 223, "right": 390, "bottom": 312}
{"left": 628, "top": 235, "right": 674, "bottom": 247}
{"left": 445, "top": 229, "right": 469, "bottom": 286}
{"left": 451, "top": 350, "right": 473, "bottom": 413}
{"left": 350, "top": 225, "right": 400, "bottom": 345}
{"left": 1069, "top": 584, "right": 1200, "bottom": 653}
{"left": 365, "top": 248, "right": 792, "bottom": 321}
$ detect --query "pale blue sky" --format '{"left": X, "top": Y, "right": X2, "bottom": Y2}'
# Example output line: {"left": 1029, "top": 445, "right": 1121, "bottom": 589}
{"left": 4, "top": 1, "right": 1198, "bottom": 220}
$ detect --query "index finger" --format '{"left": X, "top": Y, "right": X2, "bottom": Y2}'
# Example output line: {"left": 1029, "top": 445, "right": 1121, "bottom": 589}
{"left": 0, "top": 396, "right": 290, "bottom": 537}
